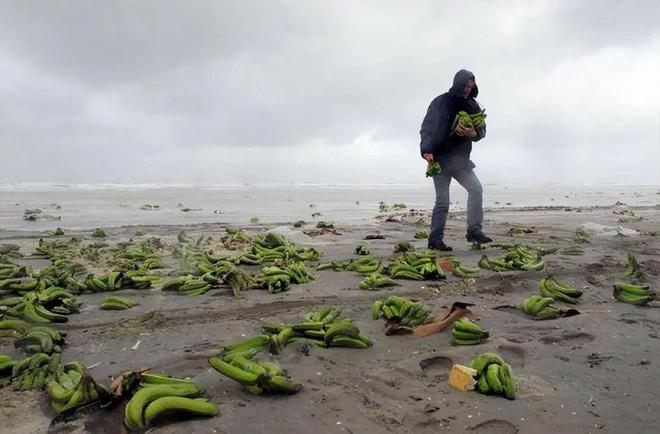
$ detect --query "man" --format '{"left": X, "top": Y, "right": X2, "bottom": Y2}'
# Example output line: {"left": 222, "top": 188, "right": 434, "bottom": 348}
{"left": 420, "top": 69, "right": 492, "bottom": 251}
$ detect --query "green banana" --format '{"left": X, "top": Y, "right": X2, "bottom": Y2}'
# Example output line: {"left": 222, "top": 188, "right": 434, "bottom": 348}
{"left": 371, "top": 301, "right": 384, "bottom": 319}
{"left": 470, "top": 353, "right": 505, "bottom": 375}
{"left": 498, "top": 363, "right": 516, "bottom": 400}
{"left": 143, "top": 397, "right": 218, "bottom": 428}
{"left": 124, "top": 384, "right": 200, "bottom": 430}
{"left": 485, "top": 364, "right": 503, "bottom": 393}
{"left": 208, "top": 357, "right": 259, "bottom": 386}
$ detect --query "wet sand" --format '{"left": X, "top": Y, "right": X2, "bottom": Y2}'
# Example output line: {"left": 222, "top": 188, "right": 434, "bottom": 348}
{"left": 1, "top": 203, "right": 659, "bottom": 434}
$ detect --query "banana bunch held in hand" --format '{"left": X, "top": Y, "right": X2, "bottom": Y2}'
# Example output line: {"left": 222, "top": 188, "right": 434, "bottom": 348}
{"left": 451, "top": 109, "right": 486, "bottom": 133}
{"left": 470, "top": 353, "right": 516, "bottom": 400}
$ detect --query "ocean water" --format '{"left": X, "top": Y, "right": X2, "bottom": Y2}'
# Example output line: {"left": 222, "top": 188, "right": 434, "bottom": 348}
{"left": 0, "top": 183, "right": 658, "bottom": 232}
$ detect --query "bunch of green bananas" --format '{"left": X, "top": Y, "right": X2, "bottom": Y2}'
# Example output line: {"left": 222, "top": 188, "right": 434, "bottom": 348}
{"left": 539, "top": 276, "right": 582, "bottom": 304}
{"left": 451, "top": 262, "right": 480, "bottom": 278}
{"left": 11, "top": 352, "right": 60, "bottom": 391}
{"left": 15, "top": 325, "right": 64, "bottom": 354}
{"left": 47, "top": 361, "right": 107, "bottom": 414}
{"left": 303, "top": 306, "right": 344, "bottom": 324}
{"left": 0, "top": 318, "right": 31, "bottom": 336}
{"left": 520, "top": 295, "right": 560, "bottom": 319}
{"left": 209, "top": 355, "right": 303, "bottom": 395}
{"left": 347, "top": 256, "right": 383, "bottom": 274}
{"left": 248, "top": 233, "right": 320, "bottom": 262}
{"left": 425, "top": 161, "right": 441, "bottom": 177}
{"left": 221, "top": 334, "right": 273, "bottom": 361}
{"left": 414, "top": 231, "right": 429, "bottom": 239}
{"left": 1, "top": 287, "right": 80, "bottom": 322}
{"left": 372, "top": 295, "right": 434, "bottom": 328}
{"left": 452, "top": 318, "right": 489, "bottom": 345}
{"left": 159, "top": 275, "right": 213, "bottom": 296}
{"left": 387, "top": 251, "right": 444, "bottom": 280}
{"left": 316, "top": 259, "right": 354, "bottom": 271}
{"left": 91, "top": 228, "right": 107, "bottom": 238}
{"left": 100, "top": 296, "right": 140, "bottom": 310}
{"left": 613, "top": 282, "right": 656, "bottom": 305}
{"left": 394, "top": 241, "right": 415, "bottom": 253}
{"left": 359, "top": 272, "right": 397, "bottom": 290}
{"left": 625, "top": 253, "right": 644, "bottom": 279}
{"left": 355, "top": 244, "right": 370, "bottom": 256}
{"left": 125, "top": 374, "right": 217, "bottom": 430}
{"left": 470, "top": 353, "right": 515, "bottom": 399}
{"left": 451, "top": 109, "right": 486, "bottom": 132}
{"left": 10, "top": 297, "right": 69, "bottom": 323}
{"left": 256, "top": 261, "right": 314, "bottom": 294}
{"left": 0, "top": 354, "right": 16, "bottom": 375}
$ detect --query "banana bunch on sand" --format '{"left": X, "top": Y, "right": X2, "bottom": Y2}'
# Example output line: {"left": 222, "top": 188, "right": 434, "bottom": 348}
{"left": 0, "top": 287, "right": 80, "bottom": 323}
{"left": 625, "top": 253, "right": 644, "bottom": 279}
{"left": 355, "top": 244, "right": 370, "bottom": 256}
{"left": 470, "top": 353, "right": 516, "bottom": 399}
{"left": 256, "top": 261, "right": 315, "bottom": 294}
{"left": 47, "top": 361, "right": 107, "bottom": 414}
{"left": 451, "top": 318, "right": 489, "bottom": 345}
{"left": 371, "top": 295, "right": 434, "bottom": 329}
{"left": 613, "top": 282, "right": 656, "bottom": 305}
{"left": 14, "top": 325, "right": 65, "bottom": 354}
{"left": 209, "top": 355, "right": 303, "bottom": 396}
{"left": 359, "top": 272, "right": 397, "bottom": 290}
{"left": 7, "top": 353, "right": 60, "bottom": 391}
{"left": 539, "top": 276, "right": 582, "bottom": 304}
{"left": 451, "top": 260, "right": 481, "bottom": 278}
{"left": 520, "top": 295, "right": 561, "bottom": 319}
{"left": 387, "top": 251, "right": 444, "bottom": 280}
{"left": 100, "top": 296, "right": 140, "bottom": 310}
{"left": 124, "top": 373, "right": 217, "bottom": 430}
{"left": 478, "top": 244, "right": 547, "bottom": 272}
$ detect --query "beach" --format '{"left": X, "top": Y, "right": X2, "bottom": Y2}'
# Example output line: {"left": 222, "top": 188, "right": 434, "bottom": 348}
{"left": 1, "top": 184, "right": 659, "bottom": 434}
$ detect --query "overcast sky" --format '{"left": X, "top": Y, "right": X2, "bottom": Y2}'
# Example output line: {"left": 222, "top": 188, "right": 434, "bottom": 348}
{"left": 1, "top": 0, "right": 658, "bottom": 185}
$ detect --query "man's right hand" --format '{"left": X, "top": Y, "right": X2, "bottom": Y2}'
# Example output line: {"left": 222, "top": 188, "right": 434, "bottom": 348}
{"left": 422, "top": 153, "right": 434, "bottom": 162}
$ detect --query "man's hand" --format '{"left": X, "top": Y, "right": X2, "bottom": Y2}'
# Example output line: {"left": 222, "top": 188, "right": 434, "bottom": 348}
{"left": 422, "top": 153, "right": 434, "bottom": 162}
{"left": 456, "top": 124, "right": 477, "bottom": 139}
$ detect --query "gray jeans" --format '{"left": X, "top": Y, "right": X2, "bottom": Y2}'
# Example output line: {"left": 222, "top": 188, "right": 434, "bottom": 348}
{"left": 430, "top": 169, "right": 483, "bottom": 243}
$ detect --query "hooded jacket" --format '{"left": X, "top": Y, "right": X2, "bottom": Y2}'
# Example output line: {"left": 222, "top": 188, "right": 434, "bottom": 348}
{"left": 419, "top": 69, "right": 486, "bottom": 173}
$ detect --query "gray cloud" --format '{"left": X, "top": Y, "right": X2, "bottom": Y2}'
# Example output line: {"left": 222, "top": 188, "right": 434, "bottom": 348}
{"left": 0, "top": 0, "right": 658, "bottom": 184}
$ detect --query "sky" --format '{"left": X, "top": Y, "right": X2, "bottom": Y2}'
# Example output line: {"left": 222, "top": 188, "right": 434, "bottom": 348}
{"left": 1, "top": 0, "right": 659, "bottom": 185}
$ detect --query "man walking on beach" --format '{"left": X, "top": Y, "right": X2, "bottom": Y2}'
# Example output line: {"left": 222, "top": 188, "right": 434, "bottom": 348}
{"left": 420, "top": 69, "right": 492, "bottom": 251}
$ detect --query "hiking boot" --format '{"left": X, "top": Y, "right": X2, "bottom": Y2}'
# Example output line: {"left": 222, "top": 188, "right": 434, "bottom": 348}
{"left": 428, "top": 240, "right": 453, "bottom": 251}
{"left": 466, "top": 231, "right": 493, "bottom": 244}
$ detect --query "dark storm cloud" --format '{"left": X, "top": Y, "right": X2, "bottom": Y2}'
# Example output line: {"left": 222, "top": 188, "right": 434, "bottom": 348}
{"left": 0, "top": 0, "right": 658, "bottom": 184}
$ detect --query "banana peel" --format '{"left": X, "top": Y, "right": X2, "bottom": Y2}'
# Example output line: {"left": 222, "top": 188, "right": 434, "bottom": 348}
{"left": 412, "top": 302, "right": 476, "bottom": 337}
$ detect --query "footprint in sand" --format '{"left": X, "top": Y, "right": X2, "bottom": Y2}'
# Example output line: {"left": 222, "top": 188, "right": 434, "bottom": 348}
{"left": 539, "top": 331, "right": 595, "bottom": 346}
{"left": 496, "top": 344, "right": 525, "bottom": 367}
{"left": 468, "top": 419, "right": 519, "bottom": 434}
{"left": 418, "top": 356, "right": 453, "bottom": 374}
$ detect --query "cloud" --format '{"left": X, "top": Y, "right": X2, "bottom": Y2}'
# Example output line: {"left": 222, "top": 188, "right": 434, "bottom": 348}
{"left": 0, "top": 0, "right": 658, "bottom": 184}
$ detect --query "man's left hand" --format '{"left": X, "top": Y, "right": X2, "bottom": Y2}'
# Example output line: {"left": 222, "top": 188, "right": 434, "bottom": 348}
{"left": 456, "top": 124, "right": 477, "bottom": 139}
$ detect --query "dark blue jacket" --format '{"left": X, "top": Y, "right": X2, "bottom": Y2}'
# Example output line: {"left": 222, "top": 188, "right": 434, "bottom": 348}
{"left": 420, "top": 69, "right": 486, "bottom": 173}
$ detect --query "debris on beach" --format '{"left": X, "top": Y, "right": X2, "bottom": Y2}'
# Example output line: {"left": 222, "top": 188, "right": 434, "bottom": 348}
{"left": 23, "top": 208, "right": 62, "bottom": 221}
{"left": 91, "top": 227, "right": 107, "bottom": 238}
{"left": 140, "top": 204, "right": 160, "bottom": 211}
{"left": 355, "top": 244, "right": 370, "bottom": 255}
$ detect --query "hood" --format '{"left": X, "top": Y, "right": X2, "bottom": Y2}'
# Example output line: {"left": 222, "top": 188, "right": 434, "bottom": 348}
{"left": 449, "top": 69, "right": 478, "bottom": 98}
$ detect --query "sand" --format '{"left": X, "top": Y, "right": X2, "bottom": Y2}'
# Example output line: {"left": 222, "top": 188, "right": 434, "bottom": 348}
{"left": 1, "top": 203, "right": 659, "bottom": 434}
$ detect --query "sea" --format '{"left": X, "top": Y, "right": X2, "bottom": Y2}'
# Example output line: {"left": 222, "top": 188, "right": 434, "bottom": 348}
{"left": 0, "top": 183, "right": 658, "bottom": 232}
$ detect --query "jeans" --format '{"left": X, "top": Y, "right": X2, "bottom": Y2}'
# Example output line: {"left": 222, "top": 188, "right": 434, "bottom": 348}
{"left": 429, "top": 168, "right": 483, "bottom": 243}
